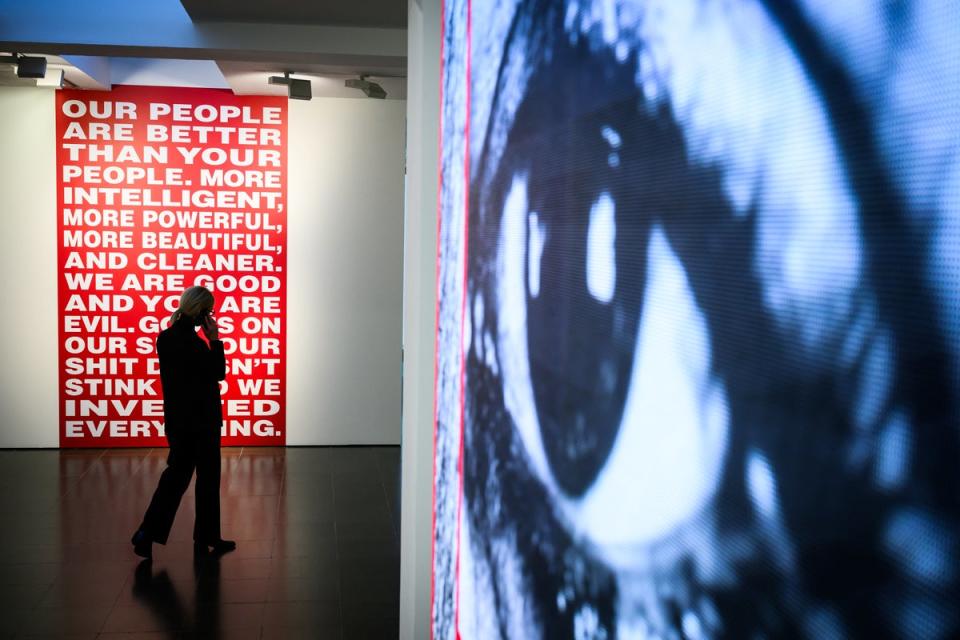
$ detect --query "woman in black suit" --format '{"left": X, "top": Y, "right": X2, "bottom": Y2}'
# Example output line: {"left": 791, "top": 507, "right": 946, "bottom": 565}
{"left": 132, "top": 286, "right": 236, "bottom": 558}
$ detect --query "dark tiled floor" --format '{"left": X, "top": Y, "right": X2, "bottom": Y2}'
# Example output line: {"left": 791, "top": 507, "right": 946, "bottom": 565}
{"left": 0, "top": 446, "right": 401, "bottom": 639}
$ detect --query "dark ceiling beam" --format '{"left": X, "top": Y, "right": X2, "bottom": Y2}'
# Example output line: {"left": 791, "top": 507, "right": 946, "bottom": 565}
{"left": 0, "top": 41, "right": 405, "bottom": 68}
{"left": 178, "top": 0, "right": 406, "bottom": 30}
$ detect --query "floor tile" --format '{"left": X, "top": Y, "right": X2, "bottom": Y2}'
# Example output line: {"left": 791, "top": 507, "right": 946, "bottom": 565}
{"left": 15, "top": 606, "right": 112, "bottom": 635}
{"left": 0, "top": 446, "right": 401, "bottom": 639}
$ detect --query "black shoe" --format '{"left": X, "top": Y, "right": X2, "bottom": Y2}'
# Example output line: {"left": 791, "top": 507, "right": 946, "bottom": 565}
{"left": 194, "top": 539, "right": 237, "bottom": 556}
{"left": 131, "top": 530, "right": 152, "bottom": 559}
{"left": 209, "top": 539, "right": 237, "bottom": 555}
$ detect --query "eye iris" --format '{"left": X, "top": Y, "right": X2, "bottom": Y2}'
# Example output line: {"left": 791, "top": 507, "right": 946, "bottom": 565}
{"left": 525, "top": 114, "right": 646, "bottom": 496}
{"left": 509, "top": 35, "right": 649, "bottom": 498}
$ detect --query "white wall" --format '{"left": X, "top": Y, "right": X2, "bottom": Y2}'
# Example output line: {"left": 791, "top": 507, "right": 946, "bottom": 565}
{"left": 399, "top": 0, "right": 441, "bottom": 636}
{"left": 0, "top": 87, "right": 405, "bottom": 447}
{"left": 287, "top": 98, "right": 405, "bottom": 445}
{"left": 0, "top": 87, "right": 59, "bottom": 448}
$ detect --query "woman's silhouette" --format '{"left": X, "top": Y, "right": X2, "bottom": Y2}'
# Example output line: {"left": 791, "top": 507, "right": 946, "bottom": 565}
{"left": 132, "top": 286, "right": 236, "bottom": 558}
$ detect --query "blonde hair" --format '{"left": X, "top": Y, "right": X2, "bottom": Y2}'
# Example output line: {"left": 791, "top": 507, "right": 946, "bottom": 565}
{"left": 170, "top": 286, "right": 215, "bottom": 325}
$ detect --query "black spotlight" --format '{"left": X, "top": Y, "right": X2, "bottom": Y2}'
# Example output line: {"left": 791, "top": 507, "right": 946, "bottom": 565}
{"left": 16, "top": 56, "right": 47, "bottom": 79}
{"left": 1, "top": 54, "right": 48, "bottom": 79}
{"left": 345, "top": 76, "right": 387, "bottom": 99}
{"left": 268, "top": 72, "right": 312, "bottom": 101}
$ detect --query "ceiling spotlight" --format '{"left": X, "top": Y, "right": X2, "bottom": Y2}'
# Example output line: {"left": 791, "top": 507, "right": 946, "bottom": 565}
{"left": 345, "top": 76, "right": 387, "bottom": 99}
{"left": 268, "top": 71, "right": 312, "bottom": 100}
{"left": 15, "top": 55, "right": 47, "bottom": 79}
{"left": 0, "top": 53, "right": 48, "bottom": 79}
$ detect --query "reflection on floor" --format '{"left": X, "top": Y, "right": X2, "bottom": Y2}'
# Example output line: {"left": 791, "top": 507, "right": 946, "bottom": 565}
{"left": 0, "top": 446, "right": 401, "bottom": 639}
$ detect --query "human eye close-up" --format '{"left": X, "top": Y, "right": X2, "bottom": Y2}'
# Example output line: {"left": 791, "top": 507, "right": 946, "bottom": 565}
{"left": 433, "top": 1, "right": 960, "bottom": 639}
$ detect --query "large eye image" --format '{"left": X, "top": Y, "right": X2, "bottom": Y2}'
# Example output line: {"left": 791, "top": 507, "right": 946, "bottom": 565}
{"left": 438, "top": 1, "right": 960, "bottom": 639}
{"left": 488, "top": 22, "right": 732, "bottom": 556}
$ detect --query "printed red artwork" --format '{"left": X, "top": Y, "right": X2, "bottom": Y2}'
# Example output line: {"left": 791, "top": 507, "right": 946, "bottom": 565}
{"left": 56, "top": 85, "right": 287, "bottom": 447}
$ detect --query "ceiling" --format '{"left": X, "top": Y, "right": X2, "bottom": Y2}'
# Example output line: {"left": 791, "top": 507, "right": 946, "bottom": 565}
{"left": 181, "top": 0, "right": 406, "bottom": 29}
{"left": 0, "top": 0, "right": 407, "bottom": 99}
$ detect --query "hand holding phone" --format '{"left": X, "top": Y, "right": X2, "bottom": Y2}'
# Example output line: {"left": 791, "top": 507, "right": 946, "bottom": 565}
{"left": 201, "top": 313, "right": 219, "bottom": 341}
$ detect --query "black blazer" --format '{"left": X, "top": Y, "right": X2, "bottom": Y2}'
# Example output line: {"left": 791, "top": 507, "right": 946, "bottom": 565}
{"left": 157, "top": 317, "right": 226, "bottom": 433}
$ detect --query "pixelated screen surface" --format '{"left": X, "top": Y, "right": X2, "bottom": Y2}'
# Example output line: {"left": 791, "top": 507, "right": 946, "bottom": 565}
{"left": 433, "top": 1, "right": 960, "bottom": 638}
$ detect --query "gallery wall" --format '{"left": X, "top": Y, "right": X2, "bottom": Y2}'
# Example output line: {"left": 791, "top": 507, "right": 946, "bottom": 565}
{"left": 286, "top": 97, "right": 405, "bottom": 446}
{"left": 0, "top": 88, "right": 59, "bottom": 448}
{"left": 0, "top": 85, "right": 405, "bottom": 448}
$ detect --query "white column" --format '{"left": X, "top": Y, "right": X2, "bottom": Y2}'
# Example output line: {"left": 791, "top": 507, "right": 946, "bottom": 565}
{"left": 399, "top": 0, "right": 442, "bottom": 637}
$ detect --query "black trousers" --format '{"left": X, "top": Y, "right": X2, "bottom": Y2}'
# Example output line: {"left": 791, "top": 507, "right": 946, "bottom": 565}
{"left": 139, "top": 426, "right": 221, "bottom": 545}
